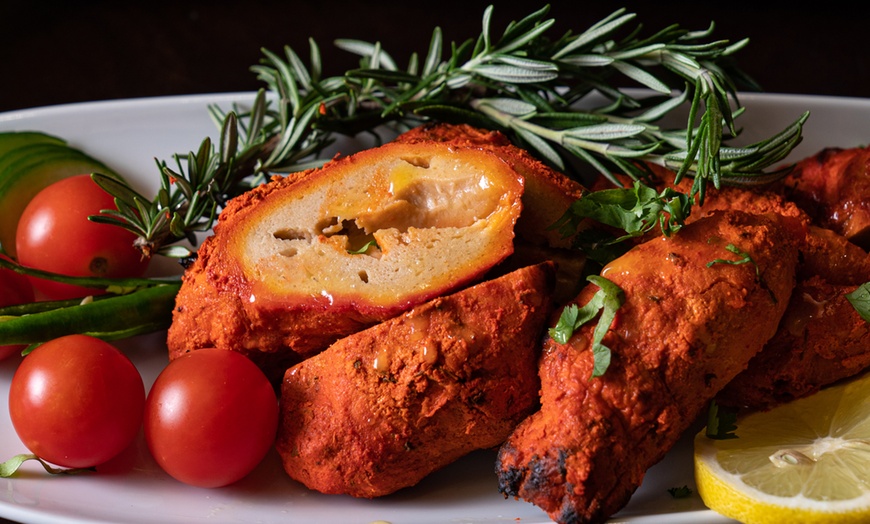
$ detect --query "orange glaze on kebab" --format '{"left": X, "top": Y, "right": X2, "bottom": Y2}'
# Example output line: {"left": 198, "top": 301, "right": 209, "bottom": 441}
{"left": 717, "top": 275, "right": 870, "bottom": 410}
{"left": 496, "top": 210, "right": 800, "bottom": 524}
{"left": 167, "top": 123, "right": 592, "bottom": 380}
{"left": 611, "top": 163, "right": 870, "bottom": 410}
{"left": 276, "top": 263, "right": 554, "bottom": 498}
{"left": 779, "top": 145, "right": 870, "bottom": 249}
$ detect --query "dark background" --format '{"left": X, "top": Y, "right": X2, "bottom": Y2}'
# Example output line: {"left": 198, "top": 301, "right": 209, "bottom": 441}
{"left": 0, "top": 2, "right": 867, "bottom": 524}
{"left": 1, "top": 0, "right": 868, "bottom": 115}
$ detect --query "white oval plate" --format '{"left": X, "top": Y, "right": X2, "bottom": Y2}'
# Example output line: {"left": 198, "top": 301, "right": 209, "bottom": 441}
{"left": 1, "top": 91, "right": 868, "bottom": 524}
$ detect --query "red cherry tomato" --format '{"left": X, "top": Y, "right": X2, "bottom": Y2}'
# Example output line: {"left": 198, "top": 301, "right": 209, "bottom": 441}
{"left": 15, "top": 174, "right": 149, "bottom": 300}
{"left": 8, "top": 334, "right": 146, "bottom": 468}
{"left": 144, "top": 349, "right": 279, "bottom": 488}
{"left": 0, "top": 254, "right": 35, "bottom": 360}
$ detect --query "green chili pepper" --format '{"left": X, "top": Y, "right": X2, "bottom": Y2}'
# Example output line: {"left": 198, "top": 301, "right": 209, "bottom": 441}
{"left": 0, "top": 282, "right": 180, "bottom": 347}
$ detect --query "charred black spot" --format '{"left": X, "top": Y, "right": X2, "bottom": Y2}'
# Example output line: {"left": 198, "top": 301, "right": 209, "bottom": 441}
{"left": 557, "top": 448, "right": 569, "bottom": 476}
{"left": 524, "top": 451, "right": 565, "bottom": 492}
{"left": 468, "top": 390, "right": 486, "bottom": 406}
{"left": 179, "top": 253, "right": 198, "bottom": 269}
{"left": 496, "top": 467, "right": 524, "bottom": 497}
{"left": 495, "top": 443, "right": 523, "bottom": 497}
{"left": 704, "top": 373, "right": 716, "bottom": 387}
{"left": 558, "top": 501, "right": 581, "bottom": 524}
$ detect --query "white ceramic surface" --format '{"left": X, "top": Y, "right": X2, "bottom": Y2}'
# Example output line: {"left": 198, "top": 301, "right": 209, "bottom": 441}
{"left": 0, "top": 91, "right": 867, "bottom": 524}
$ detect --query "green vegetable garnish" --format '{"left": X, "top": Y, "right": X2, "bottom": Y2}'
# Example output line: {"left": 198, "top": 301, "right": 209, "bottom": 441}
{"left": 705, "top": 400, "right": 739, "bottom": 440}
{"left": 92, "top": 4, "right": 805, "bottom": 260}
{"left": 706, "top": 243, "right": 759, "bottom": 277}
{"left": 0, "top": 454, "right": 93, "bottom": 478}
{"left": 347, "top": 240, "right": 379, "bottom": 255}
{"left": 846, "top": 282, "right": 870, "bottom": 322}
{"left": 549, "top": 275, "right": 624, "bottom": 378}
{"left": 3, "top": 6, "right": 810, "bottom": 348}
{"left": 552, "top": 180, "right": 692, "bottom": 256}
{"left": 706, "top": 243, "right": 780, "bottom": 303}
{"left": 0, "top": 256, "right": 179, "bottom": 349}
{"left": 667, "top": 485, "right": 693, "bottom": 498}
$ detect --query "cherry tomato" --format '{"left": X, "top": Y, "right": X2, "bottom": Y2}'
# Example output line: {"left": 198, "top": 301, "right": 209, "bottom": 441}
{"left": 0, "top": 254, "right": 35, "bottom": 360}
{"left": 144, "top": 349, "right": 279, "bottom": 488}
{"left": 8, "top": 334, "right": 146, "bottom": 468}
{"left": 15, "top": 174, "right": 149, "bottom": 300}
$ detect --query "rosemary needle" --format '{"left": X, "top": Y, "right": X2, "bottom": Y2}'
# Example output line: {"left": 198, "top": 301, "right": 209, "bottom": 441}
{"left": 91, "top": 4, "right": 807, "bottom": 260}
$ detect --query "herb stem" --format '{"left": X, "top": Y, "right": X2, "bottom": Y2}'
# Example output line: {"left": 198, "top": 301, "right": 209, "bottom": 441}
{"left": 91, "top": 5, "right": 805, "bottom": 261}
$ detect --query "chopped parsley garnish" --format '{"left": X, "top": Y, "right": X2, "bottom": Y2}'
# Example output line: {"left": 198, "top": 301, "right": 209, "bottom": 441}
{"left": 846, "top": 282, "right": 870, "bottom": 322}
{"left": 706, "top": 243, "right": 779, "bottom": 302}
{"left": 667, "top": 485, "right": 693, "bottom": 498}
{"left": 553, "top": 181, "right": 692, "bottom": 250}
{"left": 347, "top": 240, "right": 379, "bottom": 254}
{"left": 705, "top": 401, "right": 739, "bottom": 440}
{"left": 549, "top": 275, "right": 624, "bottom": 378}
{"left": 705, "top": 243, "right": 759, "bottom": 277}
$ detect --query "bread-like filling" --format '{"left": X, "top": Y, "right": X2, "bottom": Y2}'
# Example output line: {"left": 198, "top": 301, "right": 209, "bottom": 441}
{"left": 231, "top": 143, "right": 523, "bottom": 306}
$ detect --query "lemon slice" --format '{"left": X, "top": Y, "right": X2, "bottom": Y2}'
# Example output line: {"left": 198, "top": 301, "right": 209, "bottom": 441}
{"left": 694, "top": 371, "right": 870, "bottom": 524}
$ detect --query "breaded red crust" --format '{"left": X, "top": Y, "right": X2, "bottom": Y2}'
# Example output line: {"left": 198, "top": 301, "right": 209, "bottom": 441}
{"left": 167, "top": 135, "right": 527, "bottom": 377}
{"left": 639, "top": 163, "right": 870, "bottom": 410}
{"left": 779, "top": 145, "right": 870, "bottom": 248}
{"left": 496, "top": 211, "right": 799, "bottom": 524}
{"left": 276, "top": 263, "right": 555, "bottom": 498}
{"left": 717, "top": 275, "right": 870, "bottom": 410}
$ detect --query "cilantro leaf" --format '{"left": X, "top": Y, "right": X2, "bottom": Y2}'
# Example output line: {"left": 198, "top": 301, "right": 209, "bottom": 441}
{"left": 705, "top": 401, "right": 739, "bottom": 440}
{"left": 846, "top": 282, "right": 870, "bottom": 322}
{"left": 552, "top": 180, "right": 692, "bottom": 245}
{"left": 347, "top": 240, "right": 379, "bottom": 254}
{"left": 549, "top": 303, "right": 581, "bottom": 345}
{"left": 667, "top": 485, "right": 693, "bottom": 498}
{"left": 706, "top": 243, "right": 759, "bottom": 277}
{"left": 706, "top": 243, "right": 780, "bottom": 303}
{"left": 1, "top": 453, "right": 93, "bottom": 477}
{"left": 548, "top": 275, "right": 624, "bottom": 378}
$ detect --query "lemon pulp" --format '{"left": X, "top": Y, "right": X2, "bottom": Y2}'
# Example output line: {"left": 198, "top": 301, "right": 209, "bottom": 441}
{"left": 694, "top": 371, "right": 870, "bottom": 524}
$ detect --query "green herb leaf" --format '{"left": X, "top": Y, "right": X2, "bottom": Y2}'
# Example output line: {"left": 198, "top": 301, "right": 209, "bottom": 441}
{"left": 705, "top": 401, "right": 739, "bottom": 440}
{"left": 846, "top": 282, "right": 870, "bottom": 322}
{"left": 548, "top": 275, "right": 624, "bottom": 378}
{"left": 705, "top": 242, "right": 783, "bottom": 304}
{"left": 667, "top": 485, "right": 694, "bottom": 499}
{"left": 1, "top": 454, "right": 93, "bottom": 477}
{"left": 347, "top": 240, "right": 379, "bottom": 255}
{"left": 553, "top": 180, "right": 692, "bottom": 245}
{"left": 706, "top": 243, "right": 758, "bottom": 275}
{"left": 89, "top": 5, "right": 804, "bottom": 260}
{"left": 549, "top": 303, "right": 581, "bottom": 345}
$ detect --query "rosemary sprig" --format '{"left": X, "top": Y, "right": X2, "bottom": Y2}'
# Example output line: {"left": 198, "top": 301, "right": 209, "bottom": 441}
{"left": 92, "top": 4, "right": 806, "bottom": 259}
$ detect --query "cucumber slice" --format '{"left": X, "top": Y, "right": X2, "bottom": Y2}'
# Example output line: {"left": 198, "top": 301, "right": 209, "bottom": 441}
{"left": 0, "top": 144, "right": 95, "bottom": 191}
{"left": 0, "top": 144, "right": 122, "bottom": 257}
{"left": 0, "top": 131, "right": 66, "bottom": 157}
